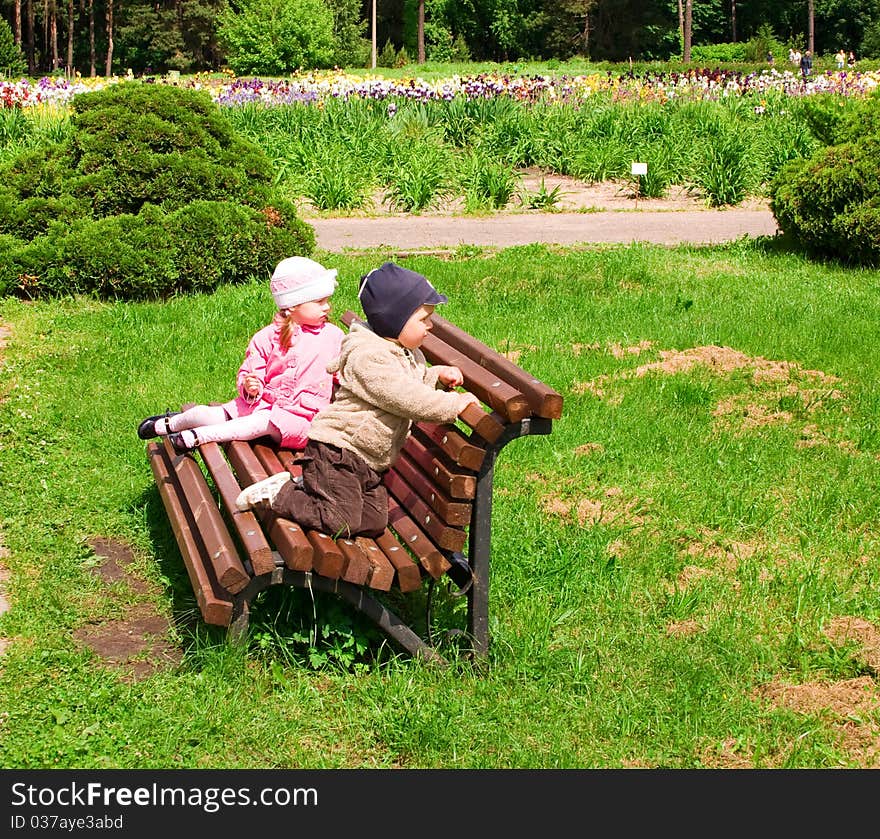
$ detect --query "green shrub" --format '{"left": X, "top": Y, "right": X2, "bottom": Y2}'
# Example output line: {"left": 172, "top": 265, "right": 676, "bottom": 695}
{"left": 690, "top": 42, "right": 749, "bottom": 63}
{"left": 771, "top": 136, "right": 880, "bottom": 264}
{"left": 0, "top": 199, "right": 314, "bottom": 301}
{"left": 0, "top": 84, "right": 314, "bottom": 300}
{"left": 378, "top": 39, "right": 397, "bottom": 68}
{"left": 0, "top": 18, "right": 26, "bottom": 76}
{"left": 218, "top": 0, "right": 336, "bottom": 75}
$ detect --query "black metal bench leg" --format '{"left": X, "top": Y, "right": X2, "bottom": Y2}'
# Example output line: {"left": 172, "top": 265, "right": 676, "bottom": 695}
{"left": 468, "top": 454, "right": 496, "bottom": 659}
{"left": 228, "top": 600, "right": 250, "bottom": 645}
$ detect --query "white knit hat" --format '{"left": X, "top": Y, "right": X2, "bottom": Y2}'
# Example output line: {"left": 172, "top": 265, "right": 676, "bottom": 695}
{"left": 270, "top": 257, "right": 338, "bottom": 310}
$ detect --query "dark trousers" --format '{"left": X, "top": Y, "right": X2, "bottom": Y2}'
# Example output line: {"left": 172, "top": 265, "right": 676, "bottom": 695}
{"left": 271, "top": 440, "right": 388, "bottom": 538}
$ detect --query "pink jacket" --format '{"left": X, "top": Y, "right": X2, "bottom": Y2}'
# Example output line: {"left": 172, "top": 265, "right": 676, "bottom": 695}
{"left": 222, "top": 319, "right": 344, "bottom": 449}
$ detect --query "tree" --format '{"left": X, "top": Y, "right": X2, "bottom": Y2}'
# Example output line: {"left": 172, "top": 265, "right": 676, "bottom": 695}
{"left": 418, "top": 0, "right": 424, "bottom": 62}
{"left": 105, "top": 0, "right": 113, "bottom": 75}
{"left": 328, "top": 0, "right": 367, "bottom": 66}
{"left": 683, "top": 0, "right": 692, "bottom": 60}
{"left": 218, "top": 0, "right": 336, "bottom": 74}
{"left": 807, "top": 0, "right": 815, "bottom": 53}
{"left": 0, "top": 16, "right": 27, "bottom": 73}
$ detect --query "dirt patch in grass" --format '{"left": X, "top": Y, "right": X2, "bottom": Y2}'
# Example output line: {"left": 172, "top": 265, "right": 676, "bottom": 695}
{"left": 72, "top": 537, "right": 182, "bottom": 682}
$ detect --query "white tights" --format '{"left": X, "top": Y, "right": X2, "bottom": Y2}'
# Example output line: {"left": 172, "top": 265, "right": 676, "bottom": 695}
{"left": 157, "top": 405, "right": 281, "bottom": 447}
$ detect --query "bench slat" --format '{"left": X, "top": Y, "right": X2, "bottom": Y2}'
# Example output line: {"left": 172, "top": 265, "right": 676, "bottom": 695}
{"left": 387, "top": 497, "right": 451, "bottom": 579}
{"left": 163, "top": 438, "right": 250, "bottom": 594}
{"left": 413, "top": 422, "right": 486, "bottom": 472}
{"left": 357, "top": 536, "right": 396, "bottom": 591}
{"left": 402, "top": 434, "right": 476, "bottom": 500}
{"left": 338, "top": 538, "right": 371, "bottom": 586}
{"left": 225, "top": 440, "right": 315, "bottom": 572}
{"left": 421, "top": 331, "right": 531, "bottom": 423}
{"left": 390, "top": 450, "right": 472, "bottom": 526}
{"left": 374, "top": 530, "right": 422, "bottom": 592}
{"left": 428, "top": 314, "right": 564, "bottom": 420}
{"left": 306, "top": 530, "right": 345, "bottom": 578}
{"left": 457, "top": 402, "right": 505, "bottom": 443}
{"left": 148, "top": 443, "right": 233, "bottom": 625}
{"left": 386, "top": 474, "right": 466, "bottom": 552}
{"left": 198, "top": 441, "right": 274, "bottom": 577}
{"left": 268, "top": 515, "right": 314, "bottom": 572}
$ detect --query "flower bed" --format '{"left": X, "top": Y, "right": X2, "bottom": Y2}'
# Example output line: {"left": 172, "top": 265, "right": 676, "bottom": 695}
{"left": 3, "top": 67, "right": 880, "bottom": 110}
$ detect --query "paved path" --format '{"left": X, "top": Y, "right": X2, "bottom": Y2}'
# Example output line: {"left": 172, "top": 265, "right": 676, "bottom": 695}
{"left": 310, "top": 209, "right": 779, "bottom": 252}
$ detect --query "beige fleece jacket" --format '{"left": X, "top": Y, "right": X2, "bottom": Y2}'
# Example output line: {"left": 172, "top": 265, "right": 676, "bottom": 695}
{"left": 308, "top": 322, "right": 464, "bottom": 472}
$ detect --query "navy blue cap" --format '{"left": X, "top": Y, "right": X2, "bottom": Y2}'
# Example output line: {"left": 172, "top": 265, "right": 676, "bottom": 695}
{"left": 358, "top": 262, "right": 448, "bottom": 339}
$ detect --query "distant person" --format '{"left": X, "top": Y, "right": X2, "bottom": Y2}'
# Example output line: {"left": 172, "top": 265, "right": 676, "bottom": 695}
{"left": 790, "top": 48, "right": 801, "bottom": 67}
{"left": 766, "top": 51, "right": 774, "bottom": 65}
{"left": 800, "top": 50, "right": 813, "bottom": 79}
{"left": 836, "top": 48, "right": 846, "bottom": 69}
{"left": 138, "top": 257, "right": 343, "bottom": 454}
{"left": 848, "top": 51, "right": 856, "bottom": 67}
{"left": 236, "top": 262, "right": 480, "bottom": 538}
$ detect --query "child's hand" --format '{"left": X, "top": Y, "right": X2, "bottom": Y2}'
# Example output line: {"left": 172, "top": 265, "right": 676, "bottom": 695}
{"left": 456, "top": 392, "right": 480, "bottom": 415}
{"left": 437, "top": 366, "right": 464, "bottom": 388}
{"left": 243, "top": 375, "right": 262, "bottom": 397}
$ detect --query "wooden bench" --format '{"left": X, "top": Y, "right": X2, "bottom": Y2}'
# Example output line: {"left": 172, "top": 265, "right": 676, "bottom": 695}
{"left": 147, "top": 311, "right": 563, "bottom": 663}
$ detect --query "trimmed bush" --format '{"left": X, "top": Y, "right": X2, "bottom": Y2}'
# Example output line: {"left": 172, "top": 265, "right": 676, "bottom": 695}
{"left": 0, "top": 199, "right": 314, "bottom": 301}
{"left": 0, "top": 83, "right": 314, "bottom": 300}
{"left": 770, "top": 92, "right": 880, "bottom": 264}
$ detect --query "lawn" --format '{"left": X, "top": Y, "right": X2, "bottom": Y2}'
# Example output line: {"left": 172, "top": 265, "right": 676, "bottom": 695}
{"left": 0, "top": 239, "right": 879, "bottom": 768}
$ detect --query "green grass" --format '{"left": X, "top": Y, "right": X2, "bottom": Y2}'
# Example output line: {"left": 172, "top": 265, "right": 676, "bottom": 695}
{"left": 1, "top": 241, "right": 880, "bottom": 768}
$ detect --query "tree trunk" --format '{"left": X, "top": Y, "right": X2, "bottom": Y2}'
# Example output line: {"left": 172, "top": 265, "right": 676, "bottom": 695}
{"left": 26, "top": 0, "right": 35, "bottom": 73}
{"left": 677, "top": 0, "right": 683, "bottom": 49}
{"left": 807, "top": 0, "right": 814, "bottom": 54}
{"left": 683, "top": 0, "right": 692, "bottom": 62}
{"left": 89, "top": 0, "right": 95, "bottom": 76}
{"left": 14, "top": 0, "right": 22, "bottom": 44}
{"left": 66, "top": 0, "right": 74, "bottom": 73}
{"left": 730, "top": 0, "right": 737, "bottom": 42}
{"left": 105, "top": 0, "right": 113, "bottom": 76}
{"left": 417, "top": 0, "right": 425, "bottom": 64}
{"left": 581, "top": 6, "right": 590, "bottom": 56}
{"left": 370, "top": 0, "right": 376, "bottom": 69}
{"left": 50, "top": 0, "right": 59, "bottom": 70}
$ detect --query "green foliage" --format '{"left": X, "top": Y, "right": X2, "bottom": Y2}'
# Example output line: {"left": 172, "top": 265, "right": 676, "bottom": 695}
{"left": 695, "top": 132, "right": 753, "bottom": 207}
{"left": 328, "top": 0, "right": 369, "bottom": 67}
{"left": 0, "top": 199, "right": 313, "bottom": 300}
{"left": 0, "top": 83, "right": 313, "bottom": 300}
{"left": 770, "top": 93, "right": 880, "bottom": 264}
{"left": 745, "top": 24, "right": 786, "bottom": 64}
{"left": 689, "top": 42, "right": 750, "bottom": 63}
{"left": 378, "top": 38, "right": 398, "bottom": 68}
{"left": 115, "top": 2, "right": 193, "bottom": 74}
{"left": 797, "top": 95, "right": 851, "bottom": 145}
{"left": 217, "top": 0, "right": 336, "bottom": 75}
{"left": 462, "top": 152, "right": 518, "bottom": 211}
{"left": 0, "top": 18, "right": 26, "bottom": 76}
{"left": 521, "top": 178, "right": 564, "bottom": 209}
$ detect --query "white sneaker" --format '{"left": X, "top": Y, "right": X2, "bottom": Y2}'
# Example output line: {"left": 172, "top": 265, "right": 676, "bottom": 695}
{"left": 235, "top": 471, "right": 292, "bottom": 511}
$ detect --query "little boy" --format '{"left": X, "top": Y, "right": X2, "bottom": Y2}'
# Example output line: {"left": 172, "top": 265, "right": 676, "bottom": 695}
{"left": 236, "top": 261, "right": 479, "bottom": 538}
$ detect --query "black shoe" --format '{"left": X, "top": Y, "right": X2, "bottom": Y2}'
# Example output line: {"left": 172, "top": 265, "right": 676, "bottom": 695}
{"left": 168, "top": 431, "right": 196, "bottom": 455}
{"left": 137, "top": 410, "right": 181, "bottom": 440}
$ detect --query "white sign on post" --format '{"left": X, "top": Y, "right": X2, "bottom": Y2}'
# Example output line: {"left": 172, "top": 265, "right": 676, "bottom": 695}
{"left": 631, "top": 162, "right": 648, "bottom": 176}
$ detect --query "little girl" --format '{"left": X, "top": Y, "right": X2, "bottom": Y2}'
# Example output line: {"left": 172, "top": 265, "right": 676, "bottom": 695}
{"left": 138, "top": 256, "right": 344, "bottom": 454}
